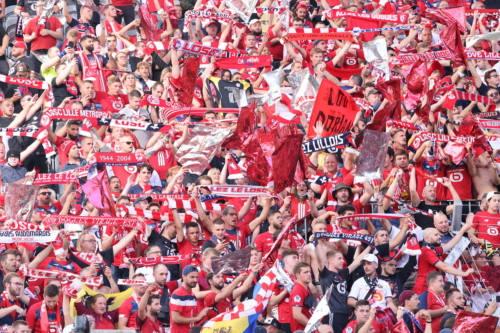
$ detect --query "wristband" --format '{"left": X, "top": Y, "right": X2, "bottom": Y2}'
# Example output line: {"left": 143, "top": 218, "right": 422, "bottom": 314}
{"left": 58, "top": 50, "right": 67, "bottom": 58}
{"left": 426, "top": 321, "right": 432, "bottom": 323}
{"left": 313, "top": 281, "right": 320, "bottom": 286}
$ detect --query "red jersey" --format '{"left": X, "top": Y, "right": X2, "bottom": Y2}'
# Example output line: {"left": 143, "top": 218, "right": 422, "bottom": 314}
{"left": 170, "top": 286, "right": 198, "bottom": 333}
{"left": 108, "top": 165, "right": 137, "bottom": 190}
{"left": 102, "top": 227, "right": 137, "bottom": 267}
{"left": 177, "top": 238, "right": 203, "bottom": 268}
{"left": 26, "top": 302, "right": 63, "bottom": 333}
{"left": 118, "top": 296, "right": 139, "bottom": 328}
{"left": 254, "top": 231, "right": 273, "bottom": 257}
{"left": 289, "top": 282, "right": 313, "bottom": 332}
{"left": 415, "top": 159, "right": 446, "bottom": 201}
{"left": 225, "top": 224, "right": 252, "bottom": 250}
{"left": 273, "top": 273, "right": 295, "bottom": 324}
{"left": 23, "top": 17, "right": 62, "bottom": 51}
{"left": 141, "top": 316, "right": 166, "bottom": 333}
{"left": 290, "top": 196, "right": 311, "bottom": 220}
{"left": 228, "top": 197, "right": 258, "bottom": 225}
{"left": 343, "top": 319, "right": 384, "bottom": 333}
{"left": 147, "top": 147, "right": 176, "bottom": 180}
{"left": 419, "top": 290, "right": 445, "bottom": 333}
{"left": 94, "top": 91, "right": 129, "bottom": 113}
{"left": 414, "top": 246, "right": 444, "bottom": 294}
{"left": 193, "top": 77, "right": 204, "bottom": 106}
{"left": 445, "top": 164, "right": 472, "bottom": 200}
{"left": 473, "top": 211, "right": 500, "bottom": 246}
{"left": 205, "top": 292, "right": 233, "bottom": 321}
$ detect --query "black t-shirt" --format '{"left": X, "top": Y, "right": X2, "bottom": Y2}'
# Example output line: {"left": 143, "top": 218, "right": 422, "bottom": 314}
{"left": 440, "top": 311, "right": 456, "bottom": 329}
{"left": 319, "top": 266, "right": 351, "bottom": 314}
{"left": 478, "top": 82, "right": 499, "bottom": 97}
{"left": 8, "top": 56, "right": 37, "bottom": 76}
{"left": 402, "top": 312, "right": 416, "bottom": 333}
{"left": 0, "top": 26, "right": 6, "bottom": 61}
{"left": 51, "top": 77, "right": 72, "bottom": 107}
{"left": 148, "top": 229, "right": 181, "bottom": 280}
{"left": 415, "top": 202, "right": 448, "bottom": 230}
{"left": 17, "top": 0, "right": 38, "bottom": 16}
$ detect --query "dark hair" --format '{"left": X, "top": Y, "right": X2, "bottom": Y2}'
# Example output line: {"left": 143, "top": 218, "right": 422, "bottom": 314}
{"left": 351, "top": 74, "right": 363, "bottom": 87}
{"left": 185, "top": 222, "right": 199, "bottom": 232}
{"left": 67, "top": 119, "right": 80, "bottom": 128}
{"left": 132, "top": 273, "right": 145, "bottom": 279}
{"left": 445, "top": 288, "right": 461, "bottom": 303}
{"left": 129, "top": 89, "right": 142, "bottom": 99}
{"left": 387, "top": 146, "right": 394, "bottom": 160}
{"left": 268, "top": 210, "right": 281, "bottom": 220}
{"left": 151, "top": 82, "right": 164, "bottom": 91}
{"left": 87, "top": 294, "right": 107, "bottom": 311}
{"left": 0, "top": 249, "right": 21, "bottom": 262}
{"left": 206, "top": 272, "right": 215, "bottom": 284}
{"left": 80, "top": 35, "right": 93, "bottom": 44}
{"left": 213, "top": 218, "right": 225, "bottom": 226}
{"left": 444, "top": 317, "right": 455, "bottom": 329}
{"left": 338, "top": 204, "right": 356, "bottom": 216}
{"left": 282, "top": 249, "right": 299, "bottom": 260}
{"left": 196, "top": 175, "right": 212, "bottom": 185}
{"left": 220, "top": 70, "right": 231, "bottom": 80}
{"left": 148, "top": 294, "right": 160, "bottom": 305}
{"left": 3, "top": 272, "right": 20, "bottom": 287}
{"left": 485, "top": 69, "right": 498, "bottom": 83}
{"left": 355, "top": 299, "right": 370, "bottom": 309}
{"left": 395, "top": 149, "right": 409, "bottom": 159}
{"left": 144, "top": 245, "right": 161, "bottom": 256}
{"left": 45, "top": 284, "right": 60, "bottom": 298}
{"left": 444, "top": 281, "right": 456, "bottom": 292}
{"left": 138, "top": 163, "right": 154, "bottom": 173}
{"left": 293, "top": 262, "right": 310, "bottom": 276}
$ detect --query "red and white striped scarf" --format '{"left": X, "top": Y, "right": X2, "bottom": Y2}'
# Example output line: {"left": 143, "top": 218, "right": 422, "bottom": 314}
{"left": 0, "top": 128, "right": 55, "bottom": 157}
{"left": 129, "top": 255, "right": 191, "bottom": 266}
{"left": 104, "top": 20, "right": 124, "bottom": 49}
{"left": 23, "top": 267, "right": 103, "bottom": 286}
{"left": 78, "top": 52, "right": 106, "bottom": 92}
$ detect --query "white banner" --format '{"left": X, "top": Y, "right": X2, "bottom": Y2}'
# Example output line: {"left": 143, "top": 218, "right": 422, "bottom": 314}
{"left": 0, "top": 229, "right": 59, "bottom": 243}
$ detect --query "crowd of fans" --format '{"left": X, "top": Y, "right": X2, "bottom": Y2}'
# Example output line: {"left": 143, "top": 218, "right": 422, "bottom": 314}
{"left": 1, "top": 0, "right": 500, "bottom": 332}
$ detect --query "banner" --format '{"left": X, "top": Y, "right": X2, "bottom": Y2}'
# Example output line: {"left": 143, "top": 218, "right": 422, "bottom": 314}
{"left": 41, "top": 108, "right": 110, "bottom": 128}
{"left": 165, "top": 198, "right": 227, "bottom": 211}
{"left": 393, "top": 50, "right": 451, "bottom": 65}
{"left": 254, "top": 7, "right": 286, "bottom": 14}
{"left": 33, "top": 170, "right": 80, "bottom": 185}
{"left": 478, "top": 119, "right": 500, "bottom": 129}
{"left": 324, "top": 10, "right": 409, "bottom": 24}
{"left": 160, "top": 107, "right": 240, "bottom": 120}
{"left": 307, "top": 79, "right": 358, "bottom": 139}
{"left": 97, "top": 118, "right": 174, "bottom": 135}
{"left": 0, "top": 74, "right": 49, "bottom": 90}
{"left": 111, "top": 193, "right": 190, "bottom": 201}
{"left": 198, "top": 185, "right": 273, "bottom": 197}
{"left": 89, "top": 153, "right": 147, "bottom": 166}
{"left": 464, "top": 51, "right": 500, "bottom": 61}
{"left": 387, "top": 119, "right": 423, "bottom": 130}
{"left": 336, "top": 213, "right": 406, "bottom": 222}
{"left": 288, "top": 28, "right": 354, "bottom": 42}
{"left": 211, "top": 246, "right": 252, "bottom": 275}
{"left": 139, "top": 94, "right": 184, "bottom": 109}
{"left": 0, "top": 220, "right": 59, "bottom": 243}
{"left": 117, "top": 279, "right": 149, "bottom": 286}
{"left": 128, "top": 255, "right": 191, "bottom": 266}
{"left": 408, "top": 132, "right": 475, "bottom": 151}
{"left": 42, "top": 215, "right": 146, "bottom": 233}
{"left": 170, "top": 38, "right": 244, "bottom": 58}
{"left": 301, "top": 132, "right": 352, "bottom": 154}
{"left": 216, "top": 55, "right": 272, "bottom": 70}
{"left": 443, "top": 90, "right": 494, "bottom": 109}
{"left": 0, "top": 127, "right": 43, "bottom": 137}
{"left": 314, "top": 232, "right": 378, "bottom": 253}
{"left": 23, "top": 267, "right": 103, "bottom": 286}
{"left": 465, "top": 9, "right": 500, "bottom": 17}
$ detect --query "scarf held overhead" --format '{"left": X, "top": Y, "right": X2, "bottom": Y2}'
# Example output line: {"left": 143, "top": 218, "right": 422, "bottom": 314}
{"left": 288, "top": 28, "right": 355, "bottom": 42}
{"left": 42, "top": 215, "right": 146, "bottom": 233}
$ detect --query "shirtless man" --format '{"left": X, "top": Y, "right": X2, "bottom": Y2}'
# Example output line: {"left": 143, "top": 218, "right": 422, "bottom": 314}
{"left": 466, "top": 145, "right": 500, "bottom": 199}
{"left": 302, "top": 219, "right": 328, "bottom": 297}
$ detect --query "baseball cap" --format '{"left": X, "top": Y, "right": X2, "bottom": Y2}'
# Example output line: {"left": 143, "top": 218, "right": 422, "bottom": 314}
{"left": 398, "top": 207, "right": 418, "bottom": 215}
{"left": 486, "top": 191, "right": 500, "bottom": 201}
{"left": 261, "top": 318, "right": 281, "bottom": 329}
{"left": 249, "top": 19, "right": 261, "bottom": 26}
{"left": 12, "top": 41, "right": 27, "bottom": 51}
{"left": 182, "top": 265, "right": 199, "bottom": 275}
{"left": 367, "top": 88, "right": 381, "bottom": 96}
{"left": 133, "top": 196, "right": 153, "bottom": 206}
{"left": 15, "top": 62, "right": 30, "bottom": 73}
{"left": 207, "top": 20, "right": 219, "bottom": 26}
{"left": 363, "top": 253, "right": 379, "bottom": 264}
{"left": 399, "top": 290, "right": 416, "bottom": 305}
{"left": 313, "top": 40, "right": 325, "bottom": 47}
{"left": 297, "top": 2, "right": 308, "bottom": 9}
{"left": 6, "top": 150, "right": 20, "bottom": 159}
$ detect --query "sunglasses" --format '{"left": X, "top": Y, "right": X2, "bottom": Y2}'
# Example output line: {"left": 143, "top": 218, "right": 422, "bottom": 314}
{"left": 121, "top": 141, "right": 134, "bottom": 145}
{"left": 39, "top": 192, "right": 51, "bottom": 196}
{"left": 492, "top": 75, "right": 500, "bottom": 78}
{"left": 221, "top": 148, "right": 229, "bottom": 151}
{"left": 489, "top": 92, "right": 499, "bottom": 97}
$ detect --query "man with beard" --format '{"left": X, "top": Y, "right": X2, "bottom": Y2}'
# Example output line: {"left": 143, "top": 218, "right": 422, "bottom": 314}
{"left": 25, "top": 284, "right": 62, "bottom": 333}
{"left": 137, "top": 286, "right": 164, "bottom": 333}
{"left": 47, "top": 120, "right": 80, "bottom": 169}
{"left": 118, "top": 273, "right": 148, "bottom": 330}
{"left": 255, "top": 211, "right": 283, "bottom": 262}
{"left": 0, "top": 250, "right": 22, "bottom": 294}
{"left": 204, "top": 272, "right": 249, "bottom": 321}
{"left": 0, "top": 273, "right": 30, "bottom": 327}
{"left": 170, "top": 265, "right": 209, "bottom": 333}
{"left": 7, "top": 42, "right": 35, "bottom": 77}
{"left": 440, "top": 289, "right": 465, "bottom": 330}
{"left": 77, "top": 35, "right": 117, "bottom": 92}
{"left": 322, "top": 182, "right": 373, "bottom": 214}
{"left": 397, "top": 291, "right": 423, "bottom": 333}
{"left": 311, "top": 154, "right": 354, "bottom": 195}
{"left": 414, "top": 226, "right": 474, "bottom": 294}
{"left": 379, "top": 255, "right": 416, "bottom": 300}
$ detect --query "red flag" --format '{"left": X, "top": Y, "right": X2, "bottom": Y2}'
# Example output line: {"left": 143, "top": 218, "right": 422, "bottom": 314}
{"left": 345, "top": 17, "right": 379, "bottom": 41}
{"left": 454, "top": 310, "right": 499, "bottom": 332}
{"left": 241, "top": 127, "right": 270, "bottom": 186}
{"left": 222, "top": 103, "right": 258, "bottom": 149}
{"left": 178, "top": 56, "right": 200, "bottom": 107}
{"left": 440, "top": 22, "right": 466, "bottom": 68}
{"left": 424, "top": 7, "right": 465, "bottom": 33}
{"left": 325, "top": 64, "right": 363, "bottom": 80}
{"left": 307, "top": 79, "right": 359, "bottom": 139}
{"left": 272, "top": 131, "right": 304, "bottom": 193}
{"left": 366, "top": 102, "right": 401, "bottom": 132}
{"left": 376, "top": 78, "right": 401, "bottom": 103}
{"left": 393, "top": 320, "right": 412, "bottom": 333}
{"left": 81, "top": 170, "right": 116, "bottom": 217}
{"left": 442, "top": 6, "right": 466, "bottom": 32}
{"left": 403, "top": 58, "right": 428, "bottom": 112}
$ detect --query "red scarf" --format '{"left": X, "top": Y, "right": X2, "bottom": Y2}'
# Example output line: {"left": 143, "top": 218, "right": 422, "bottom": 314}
{"left": 42, "top": 215, "right": 146, "bottom": 234}
{"left": 40, "top": 301, "right": 62, "bottom": 333}
{"left": 104, "top": 20, "right": 124, "bottom": 49}
{"left": 216, "top": 55, "right": 272, "bottom": 70}
{"left": 324, "top": 10, "right": 409, "bottom": 23}
{"left": 288, "top": 28, "right": 355, "bottom": 42}
{"left": 78, "top": 52, "right": 106, "bottom": 92}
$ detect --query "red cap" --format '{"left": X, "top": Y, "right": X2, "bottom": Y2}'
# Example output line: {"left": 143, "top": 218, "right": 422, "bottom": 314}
{"left": 61, "top": 140, "right": 77, "bottom": 156}
{"left": 297, "top": 2, "right": 308, "bottom": 9}
{"left": 207, "top": 20, "right": 219, "bottom": 26}
{"left": 13, "top": 41, "right": 26, "bottom": 51}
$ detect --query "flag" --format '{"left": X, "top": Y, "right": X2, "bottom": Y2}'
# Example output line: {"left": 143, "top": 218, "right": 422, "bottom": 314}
{"left": 403, "top": 58, "right": 428, "bottom": 112}
{"left": 304, "top": 285, "right": 333, "bottom": 333}
{"left": 440, "top": 22, "right": 466, "bottom": 68}
{"left": 202, "top": 267, "right": 278, "bottom": 333}
{"left": 81, "top": 169, "right": 116, "bottom": 217}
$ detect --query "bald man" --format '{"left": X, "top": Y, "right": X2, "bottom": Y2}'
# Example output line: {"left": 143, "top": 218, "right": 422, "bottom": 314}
{"left": 152, "top": 264, "right": 180, "bottom": 324}
{"left": 410, "top": 170, "right": 460, "bottom": 230}
{"left": 433, "top": 213, "right": 455, "bottom": 246}
{"left": 414, "top": 226, "right": 474, "bottom": 294}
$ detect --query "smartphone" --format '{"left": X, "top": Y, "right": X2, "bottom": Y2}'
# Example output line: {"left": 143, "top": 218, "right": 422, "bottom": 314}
{"left": 14, "top": 88, "right": 20, "bottom": 95}
{"left": 96, "top": 263, "right": 106, "bottom": 270}
{"left": 67, "top": 41, "right": 75, "bottom": 49}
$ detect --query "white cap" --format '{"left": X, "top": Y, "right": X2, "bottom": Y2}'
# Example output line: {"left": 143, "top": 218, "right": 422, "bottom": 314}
{"left": 363, "top": 253, "right": 379, "bottom": 264}
{"left": 249, "top": 19, "right": 261, "bottom": 26}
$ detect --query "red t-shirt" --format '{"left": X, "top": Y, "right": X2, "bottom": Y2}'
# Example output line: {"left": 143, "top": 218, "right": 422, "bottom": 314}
{"left": 254, "top": 231, "right": 273, "bottom": 257}
{"left": 473, "top": 211, "right": 500, "bottom": 246}
{"left": 170, "top": 286, "right": 198, "bottom": 333}
{"left": 228, "top": 197, "right": 258, "bottom": 225}
{"left": 414, "top": 246, "right": 444, "bottom": 294}
{"left": 148, "top": 147, "right": 176, "bottom": 180}
{"left": 26, "top": 302, "right": 63, "bottom": 333}
{"left": 94, "top": 91, "right": 129, "bottom": 113}
{"left": 445, "top": 164, "right": 472, "bottom": 200}
{"left": 118, "top": 296, "right": 139, "bottom": 328}
{"left": 290, "top": 197, "right": 311, "bottom": 220}
{"left": 419, "top": 290, "right": 446, "bottom": 333}
{"left": 109, "top": 165, "right": 138, "bottom": 190}
{"left": 224, "top": 224, "right": 252, "bottom": 250}
{"left": 141, "top": 316, "right": 166, "bottom": 333}
{"left": 289, "top": 282, "right": 313, "bottom": 332}
{"left": 23, "top": 17, "right": 62, "bottom": 51}
{"left": 343, "top": 319, "right": 384, "bottom": 333}
{"left": 204, "top": 292, "right": 233, "bottom": 321}
{"left": 415, "top": 159, "right": 446, "bottom": 201}
{"left": 273, "top": 273, "right": 295, "bottom": 324}
{"left": 102, "top": 226, "right": 137, "bottom": 267}
{"left": 177, "top": 237, "right": 204, "bottom": 268}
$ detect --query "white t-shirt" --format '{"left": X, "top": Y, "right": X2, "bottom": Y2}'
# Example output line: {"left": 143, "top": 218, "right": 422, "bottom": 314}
{"left": 348, "top": 276, "right": 392, "bottom": 308}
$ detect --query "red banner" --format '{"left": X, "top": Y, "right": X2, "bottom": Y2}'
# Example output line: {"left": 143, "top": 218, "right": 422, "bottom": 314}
{"left": 42, "top": 215, "right": 146, "bottom": 233}
{"left": 307, "top": 79, "right": 358, "bottom": 139}
{"left": 393, "top": 50, "right": 451, "bottom": 65}
{"left": 89, "top": 153, "right": 147, "bottom": 166}
{"left": 41, "top": 108, "right": 111, "bottom": 129}
{"left": 464, "top": 51, "right": 500, "bottom": 61}
{"left": 216, "top": 55, "right": 272, "bottom": 70}
{"left": 0, "top": 74, "right": 49, "bottom": 90}
{"left": 443, "top": 90, "right": 494, "bottom": 109}
{"left": 288, "top": 28, "right": 354, "bottom": 42}
{"left": 198, "top": 185, "right": 274, "bottom": 197}
{"left": 33, "top": 170, "right": 80, "bottom": 185}
{"left": 23, "top": 267, "right": 103, "bottom": 286}
{"left": 324, "top": 10, "right": 409, "bottom": 24}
